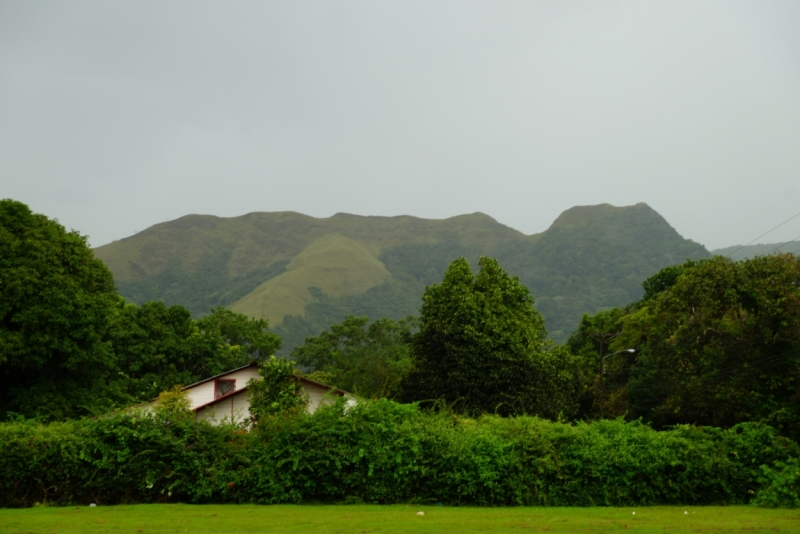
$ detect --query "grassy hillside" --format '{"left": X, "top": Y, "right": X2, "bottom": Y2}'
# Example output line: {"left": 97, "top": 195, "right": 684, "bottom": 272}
{"left": 94, "top": 204, "right": 710, "bottom": 351}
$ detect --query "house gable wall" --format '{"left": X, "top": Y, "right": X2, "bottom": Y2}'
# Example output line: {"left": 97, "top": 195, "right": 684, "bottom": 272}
{"left": 185, "top": 366, "right": 261, "bottom": 410}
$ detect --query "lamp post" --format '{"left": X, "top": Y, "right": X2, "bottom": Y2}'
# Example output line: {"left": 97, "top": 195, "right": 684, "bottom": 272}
{"left": 599, "top": 348, "right": 635, "bottom": 418}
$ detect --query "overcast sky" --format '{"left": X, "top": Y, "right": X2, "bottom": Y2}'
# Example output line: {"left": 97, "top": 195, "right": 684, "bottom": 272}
{"left": 2, "top": 1, "right": 800, "bottom": 250}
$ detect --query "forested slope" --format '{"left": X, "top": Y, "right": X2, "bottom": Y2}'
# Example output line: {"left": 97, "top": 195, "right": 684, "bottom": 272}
{"left": 94, "top": 203, "right": 710, "bottom": 350}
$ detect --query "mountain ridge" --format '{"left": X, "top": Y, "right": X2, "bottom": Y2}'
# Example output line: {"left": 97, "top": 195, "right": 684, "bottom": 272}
{"left": 94, "top": 203, "right": 710, "bottom": 349}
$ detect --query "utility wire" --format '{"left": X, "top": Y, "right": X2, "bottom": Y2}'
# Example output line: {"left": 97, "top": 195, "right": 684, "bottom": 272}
{"left": 724, "top": 209, "right": 800, "bottom": 258}
{"left": 764, "top": 234, "right": 800, "bottom": 256}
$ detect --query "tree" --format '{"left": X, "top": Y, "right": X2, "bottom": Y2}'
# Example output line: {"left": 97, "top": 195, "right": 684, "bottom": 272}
{"left": 400, "top": 257, "right": 580, "bottom": 418}
{"left": 615, "top": 255, "right": 800, "bottom": 438}
{"left": 566, "top": 307, "right": 631, "bottom": 418}
{"left": 0, "top": 199, "right": 120, "bottom": 420}
{"left": 108, "top": 302, "right": 282, "bottom": 402}
{"left": 292, "top": 315, "right": 413, "bottom": 398}
{"left": 247, "top": 356, "right": 307, "bottom": 421}
{"left": 196, "top": 307, "right": 281, "bottom": 362}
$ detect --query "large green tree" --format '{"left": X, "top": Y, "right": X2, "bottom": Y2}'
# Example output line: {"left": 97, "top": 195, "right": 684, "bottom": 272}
{"left": 196, "top": 307, "right": 281, "bottom": 363}
{"left": 292, "top": 315, "right": 413, "bottom": 398}
{"left": 109, "top": 303, "right": 282, "bottom": 402}
{"left": 602, "top": 255, "right": 800, "bottom": 438}
{"left": 0, "top": 200, "right": 120, "bottom": 420}
{"left": 400, "top": 257, "right": 581, "bottom": 418}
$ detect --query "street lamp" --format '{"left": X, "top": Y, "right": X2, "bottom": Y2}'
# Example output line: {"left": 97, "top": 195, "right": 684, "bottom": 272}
{"left": 599, "top": 348, "right": 635, "bottom": 418}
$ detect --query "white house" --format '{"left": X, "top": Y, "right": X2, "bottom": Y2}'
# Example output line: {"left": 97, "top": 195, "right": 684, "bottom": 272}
{"left": 151, "top": 362, "right": 353, "bottom": 425}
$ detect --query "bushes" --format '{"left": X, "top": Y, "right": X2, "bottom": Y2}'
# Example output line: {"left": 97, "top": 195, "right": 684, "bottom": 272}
{"left": 753, "top": 459, "right": 800, "bottom": 508}
{"left": 0, "top": 413, "right": 239, "bottom": 507}
{"left": 1, "top": 400, "right": 798, "bottom": 507}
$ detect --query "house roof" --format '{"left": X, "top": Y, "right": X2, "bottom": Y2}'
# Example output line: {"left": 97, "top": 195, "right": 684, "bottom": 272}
{"left": 296, "top": 375, "right": 349, "bottom": 397}
{"left": 182, "top": 361, "right": 259, "bottom": 391}
{"left": 189, "top": 371, "right": 352, "bottom": 413}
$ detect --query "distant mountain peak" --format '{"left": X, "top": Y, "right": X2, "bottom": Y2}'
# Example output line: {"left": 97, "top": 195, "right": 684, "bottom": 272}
{"left": 94, "top": 204, "right": 710, "bottom": 349}
{"left": 549, "top": 203, "right": 659, "bottom": 229}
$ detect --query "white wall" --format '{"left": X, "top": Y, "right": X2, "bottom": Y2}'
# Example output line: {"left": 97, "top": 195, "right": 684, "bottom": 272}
{"left": 186, "top": 366, "right": 261, "bottom": 410}
{"left": 195, "top": 390, "right": 251, "bottom": 425}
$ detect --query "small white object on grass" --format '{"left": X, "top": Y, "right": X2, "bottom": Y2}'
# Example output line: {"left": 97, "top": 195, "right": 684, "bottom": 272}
{"left": 416, "top": 511, "right": 425, "bottom": 516}
{"left": 632, "top": 512, "right": 635, "bottom": 515}
{"left": 90, "top": 503, "right": 96, "bottom": 508}
{"left": 684, "top": 511, "right": 688, "bottom": 515}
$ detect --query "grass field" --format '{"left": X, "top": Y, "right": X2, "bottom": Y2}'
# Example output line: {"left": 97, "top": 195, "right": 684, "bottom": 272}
{"left": 1, "top": 504, "right": 798, "bottom": 533}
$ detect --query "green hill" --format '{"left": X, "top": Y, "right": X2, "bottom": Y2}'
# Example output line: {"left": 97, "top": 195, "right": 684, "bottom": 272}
{"left": 712, "top": 242, "right": 800, "bottom": 261}
{"left": 94, "top": 203, "right": 710, "bottom": 351}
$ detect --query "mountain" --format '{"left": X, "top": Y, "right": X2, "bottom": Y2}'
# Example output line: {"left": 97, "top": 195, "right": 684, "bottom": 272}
{"left": 712, "top": 242, "right": 800, "bottom": 261}
{"left": 94, "top": 203, "right": 710, "bottom": 351}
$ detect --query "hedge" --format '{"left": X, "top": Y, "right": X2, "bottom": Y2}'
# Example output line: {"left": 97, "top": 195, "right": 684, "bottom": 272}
{"left": 2, "top": 399, "right": 798, "bottom": 507}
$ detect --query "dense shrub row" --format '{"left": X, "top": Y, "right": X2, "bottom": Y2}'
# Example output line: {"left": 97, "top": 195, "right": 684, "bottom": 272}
{"left": 2, "top": 399, "right": 798, "bottom": 507}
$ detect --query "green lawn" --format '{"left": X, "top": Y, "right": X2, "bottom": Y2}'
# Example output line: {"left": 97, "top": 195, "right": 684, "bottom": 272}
{"left": 1, "top": 504, "right": 798, "bottom": 533}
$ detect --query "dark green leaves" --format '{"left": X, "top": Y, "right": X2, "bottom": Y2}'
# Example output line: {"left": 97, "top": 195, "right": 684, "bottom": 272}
{"left": 292, "top": 315, "right": 412, "bottom": 399}
{"left": 0, "top": 199, "right": 119, "bottom": 420}
{"left": 400, "top": 257, "right": 580, "bottom": 418}
{"left": 247, "top": 356, "right": 307, "bottom": 420}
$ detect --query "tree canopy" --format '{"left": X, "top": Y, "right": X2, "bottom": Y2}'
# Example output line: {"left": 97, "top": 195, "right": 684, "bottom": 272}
{"left": 400, "top": 257, "right": 581, "bottom": 418}
{"left": 0, "top": 199, "right": 120, "bottom": 420}
{"left": 574, "top": 254, "right": 800, "bottom": 439}
{"left": 108, "top": 303, "right": 281, "bottom": 402}
{"left": 0, "top": 199, "right": 283, "bottom": 421}
{"left": 292, "top": 315, "right": 413, "bottom": 398}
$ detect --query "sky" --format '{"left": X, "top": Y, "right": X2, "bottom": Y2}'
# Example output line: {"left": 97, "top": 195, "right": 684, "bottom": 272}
{"left": 2, "top": 1, "right": 800, "bottom": 250}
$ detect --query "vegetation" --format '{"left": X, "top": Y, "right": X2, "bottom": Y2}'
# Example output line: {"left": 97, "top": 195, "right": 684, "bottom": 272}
{"left": 498, "top": 203, "right": 710, "bottom": 340}
{"left": 293, "top": 315, "right": 413, "bottom": 398}
{"left": 400, "top": 257, "right": 581, "bottom": 418}
{"left": 2, "top": 399, "right": 798, "bottom": 507}
{"left": 4, "top": 504, "right": 800, "bottom": 534}
{"left": 570, "top": 254, "right": 800, "bottom": 440}
{"left": 107, "top": 303, "right": 280, "bottom": 403}
{"left": 247, "top": 356, "right": 307, "bottom": 420}
{"left": 0, "top": 199, "right": 121, "bottom": 420}
{"left": 4, "top": 199, "right": 800, "bottom": 512}
{"left": 94, "top": 204, "right": 710, "bottom": 351}
{"left": 0, "top": 199, "right": 281, "bottom": 421}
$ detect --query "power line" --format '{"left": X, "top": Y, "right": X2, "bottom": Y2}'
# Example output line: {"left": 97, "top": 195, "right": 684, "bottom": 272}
{"left": 724, "top": 209, "right": 800, "bottom": 258}
{"left": 764, "top": 234, "right": 800, "bottom": 256}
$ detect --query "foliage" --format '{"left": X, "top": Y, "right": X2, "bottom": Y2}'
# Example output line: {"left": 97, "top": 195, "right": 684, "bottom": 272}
{"left": 572, "top": 254, "right": 800, "bottom": 438}
{"left": 2, "top": 401, "right": 798, "bottom": 507}
{"left": 292, "top": 315, "right": 413, "bottom": 398}
{"left": 0, "top": 412, "right": 236, "bottom": 507}
{"left": 0, "top": 199, "right": 121, "bottom": 421}
{"left": 620, "top": 255, "right": 800, "bottom": 437}
{"left": 107, "top": 302, "right": 280, "bottom": 403}
{"left": 247, "top": 356, "right": 307, "bottom": 421}
{"left": 753, "top": 458, "right": 800, "bottom": 508}
{"left": 400, "top": 257, "right": 581, "bottom": 418}
{"left": 641, "top": 261, "right": 696, "bottom": 301}
{"left": 566, "top": 308, "right": 633, "bottom": 418}
{"left": 195, "top": 307, "right": 280, "bottom": 362}
{"left": 152, "top": 385, "right": 192, "bottom": 420}
{"left": 0, "top": 200, "right": 287, "bottom": 421}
